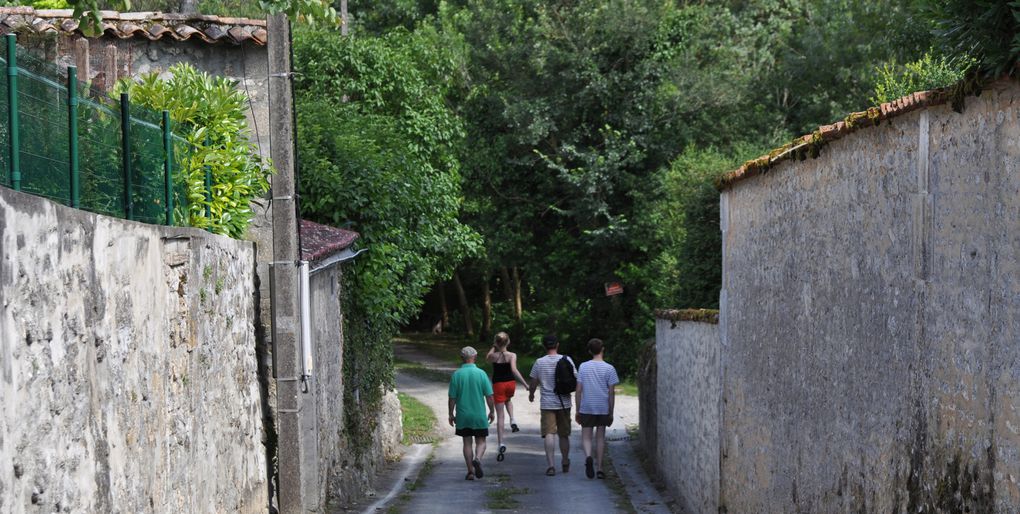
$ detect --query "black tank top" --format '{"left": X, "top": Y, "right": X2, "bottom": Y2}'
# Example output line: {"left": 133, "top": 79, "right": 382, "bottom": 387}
{"left": 492, "top": 361, "right": 514, "bottom": 383}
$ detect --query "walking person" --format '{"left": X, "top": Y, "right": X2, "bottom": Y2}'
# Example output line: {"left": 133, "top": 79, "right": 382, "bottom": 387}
{"left": 486, "top": 332, "right": 530, "bottom": 462}
{"left": 574, "top": 338, "right": 620, "bottom": 480}
{"left": 528, "top": 334, "right": 577, "bottom": 476}
{"left": 448, "top": 346, "right": 496, "bottom": 480}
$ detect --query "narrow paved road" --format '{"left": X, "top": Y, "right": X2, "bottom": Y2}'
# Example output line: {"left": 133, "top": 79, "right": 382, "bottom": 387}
{"left": 392, "top": 343, "right": 671, "bottom": 513}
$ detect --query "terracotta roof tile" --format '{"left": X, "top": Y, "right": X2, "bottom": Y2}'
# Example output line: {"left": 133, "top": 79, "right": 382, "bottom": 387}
{"left": 654, "top": 308, "right": 720, "bottom": 324}
{"left": 0, "top": 7, "right": 266, "bottom": 46}
{"left": 300, "top": 219, "right": 360, "bottom": 263}
{"left": 716, "top": 84, "right": 972, "bottom": 190}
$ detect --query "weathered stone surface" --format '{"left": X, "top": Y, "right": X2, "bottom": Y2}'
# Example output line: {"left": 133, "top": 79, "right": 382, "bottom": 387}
{"left": 0, "top": 188, "right": 266, "bottom": 513}
{"left": 719, "top": 79, "right": 1020, "bottom": 512}
{"left": 652, "top": 318, "right": 720, "bottom": 514}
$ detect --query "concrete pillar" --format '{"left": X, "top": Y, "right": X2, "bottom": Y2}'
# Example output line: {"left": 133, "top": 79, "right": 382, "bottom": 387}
{"left": 268, "top": 13, "right": 319, "bottom": 513}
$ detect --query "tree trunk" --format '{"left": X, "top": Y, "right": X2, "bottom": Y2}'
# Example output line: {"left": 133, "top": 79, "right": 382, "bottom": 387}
{"left": 178, "top": 0, "right": 199, "bottom": 13}
{"left": 340, "top": 0, "right": 349, "bottom": 36}
{"left": 452, "top": 271, "right": 474, "bottom": 336}
{"left": 511, "top": 266, "right": 523, "bottom": 321}
{"left": 438, "top": 281, "right": 449, "bottom": 329}
{"left": 500, "top": 267, "right": 514, "bottom": 303}
{"left": 481, "top": 272, "right": 492, "bottom": 342}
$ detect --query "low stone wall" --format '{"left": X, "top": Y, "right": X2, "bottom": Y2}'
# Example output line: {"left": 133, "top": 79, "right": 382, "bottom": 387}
{"left": 646, "top": 309, "right": 720, "bottom": 514}
{"left": 0, "top": 188, "right": 266, "bottom": 512}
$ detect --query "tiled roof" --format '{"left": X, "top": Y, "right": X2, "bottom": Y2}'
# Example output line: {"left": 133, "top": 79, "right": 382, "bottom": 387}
{"left": 0, "top": 7, "right": 267, "bottom": 46}
{"left": 717, "top": 86, "right": 969, "bottom": 190}
{"left": 300, "top": 219, "right": 359, "bottom": 263}
{"left": 654, "top": 308, "right": 719, "bottom": 324}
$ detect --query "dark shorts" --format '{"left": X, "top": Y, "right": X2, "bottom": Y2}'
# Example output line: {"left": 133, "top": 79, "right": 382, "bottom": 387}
{"left": 578, "top": 414, "right": 614, "bottom": 428}
{"left": 455, "top": 427, "right": 489, "bottom": 437}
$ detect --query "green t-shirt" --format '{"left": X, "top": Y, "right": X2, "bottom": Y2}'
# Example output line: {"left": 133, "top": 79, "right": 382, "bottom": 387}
{"left": 448, "top": 363, "right": 493, "bottom": 430}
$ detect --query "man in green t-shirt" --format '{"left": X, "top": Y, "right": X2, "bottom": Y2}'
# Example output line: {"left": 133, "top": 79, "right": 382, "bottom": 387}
{"left": 448, "top": 346, "right": 495, "bottom": 480}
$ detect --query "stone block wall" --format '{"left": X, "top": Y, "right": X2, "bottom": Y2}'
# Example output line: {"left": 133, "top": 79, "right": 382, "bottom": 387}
{"left": 0, "top": 188, "right": 266, "bottom": 512}
{"left": 646, "top": 311, "right": 720, "bottom": 514}
{"left": 719, "top": 79, "right": 1020, "bottom": 512}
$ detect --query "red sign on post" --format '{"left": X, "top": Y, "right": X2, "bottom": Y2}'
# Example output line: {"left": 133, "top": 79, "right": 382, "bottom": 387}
{"left": 604, "top": 282, "right": 624, "bottom": 296}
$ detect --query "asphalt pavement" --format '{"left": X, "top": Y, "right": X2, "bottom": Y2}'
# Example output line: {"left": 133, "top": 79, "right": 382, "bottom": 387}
{"left": 373, "top": 343, "right": 673, "bottom": 514}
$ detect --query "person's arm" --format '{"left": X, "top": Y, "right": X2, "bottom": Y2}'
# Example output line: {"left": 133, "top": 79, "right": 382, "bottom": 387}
{"left": 448, "top": 397, "right": 457, "bottom": 427}
{"left": 485, "top": 346, "right": 496, "bottom": 362}
{"left": 528, "top": 361, "right": 540, "bottom": 402}
{"left": 574, "top": 380, "right": 584, "bottom": 423}
{"left": 608, "top": 384, "right": 615, "bottom": 418}
{"left": 486, "top": 395, "right": 495, "bottom": 424}
{"left": 510, "top": 353, "right": 528, "bottom": 386}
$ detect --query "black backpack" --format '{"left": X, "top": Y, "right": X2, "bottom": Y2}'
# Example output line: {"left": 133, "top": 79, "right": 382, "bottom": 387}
{"left": 553, "top": 355, "right": 577, "bottom": 395}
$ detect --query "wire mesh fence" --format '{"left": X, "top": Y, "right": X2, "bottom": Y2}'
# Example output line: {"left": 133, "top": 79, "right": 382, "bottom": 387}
{"left": 0, "top": 34, "right": 191, "bottom": 226}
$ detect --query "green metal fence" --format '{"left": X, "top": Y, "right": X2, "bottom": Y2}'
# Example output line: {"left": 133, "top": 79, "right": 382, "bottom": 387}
{"left": 0, "top": 34, "right": 191, "bottom": 226}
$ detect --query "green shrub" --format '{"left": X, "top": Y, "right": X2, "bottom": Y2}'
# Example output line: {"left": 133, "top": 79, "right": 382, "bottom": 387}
{"left": 113, "top": 63, "right": 272, "bottom": 238}
{"left": 871, "top": 51, "right": 976, "bottom": 104}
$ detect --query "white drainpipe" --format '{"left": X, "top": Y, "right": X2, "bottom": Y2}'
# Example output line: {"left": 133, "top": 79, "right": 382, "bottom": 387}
{"left": 298, "top": 260, "right": 314, "bottom": 391}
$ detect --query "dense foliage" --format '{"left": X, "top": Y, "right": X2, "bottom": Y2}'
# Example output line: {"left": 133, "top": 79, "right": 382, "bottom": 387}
{"left": 114, "top": 63, "right": 272, "bottom": 238}
{"left": 280, "top": 0, "right": 951, "bottom": 379}
{"left": 918, "top": 0, "right": 1020, "bottom": 77}
{"left": 292, "top": 26, "right": 480, "bottom": 447}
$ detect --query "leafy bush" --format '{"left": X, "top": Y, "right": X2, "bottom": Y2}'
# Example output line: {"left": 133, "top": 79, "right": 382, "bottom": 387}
{"left": 871, "top": 51, "right": 976, "bottom": 104}
{"left": 915, "top": 0, "right": 1020, "bottom": 77}
{"left": 294, "top": 26, "right": 479, "bottom": 451}
{"left": 113, "top": 63, "right": 272, "bottom": 238}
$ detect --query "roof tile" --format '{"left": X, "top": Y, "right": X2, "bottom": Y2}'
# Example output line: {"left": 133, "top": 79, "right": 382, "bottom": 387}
{"left": 0, "top": 7, "right": 266, "bottom": 46}
{"left": 299, "top": 219, "right": 360, "bottom": 263}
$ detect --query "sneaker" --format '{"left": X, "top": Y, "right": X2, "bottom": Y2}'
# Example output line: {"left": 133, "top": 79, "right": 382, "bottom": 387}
{"left": 510, "top": 423, "right": 520, "bottom": 433}
{"left": 497, "top": 445, "right": 507, "bottom": 462}
{"left": 585, "top": 456, "right": 594, "bottom": 479}
{"left": 473, "top": 459, "right": 484, "bottom": 479}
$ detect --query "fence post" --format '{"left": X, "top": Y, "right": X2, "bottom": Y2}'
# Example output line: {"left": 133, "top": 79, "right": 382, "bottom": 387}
{"left": 67, "top": 66, "right": 79, "bottom": 208}
{"left": 120, "top": 93, "right": 133, "bottom": 220}
{"left": 204, "top": 134, "right": 212, "bottom": 230}
{"left": 162, "top": 110, "right": 173, "bottom": 225}
{"left": 6, "top": 34, "right": 19, "bottom": 192}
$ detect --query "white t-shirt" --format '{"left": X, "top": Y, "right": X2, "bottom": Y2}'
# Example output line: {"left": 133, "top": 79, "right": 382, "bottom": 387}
{"left": 529, "top": 354, "right": 576, "bottom": 410}
{"left": 577, "top": 360, "right": 620, "bottom": 415}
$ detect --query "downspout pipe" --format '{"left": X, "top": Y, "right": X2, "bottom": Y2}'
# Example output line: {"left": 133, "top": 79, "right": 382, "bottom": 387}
{"left": 298, "top": 260, "right": 313, "bottom": 392}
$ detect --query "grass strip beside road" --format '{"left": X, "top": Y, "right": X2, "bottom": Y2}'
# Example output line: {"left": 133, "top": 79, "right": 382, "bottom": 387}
{"left": 398, "top": 392, "right": 437, "bottom": 445}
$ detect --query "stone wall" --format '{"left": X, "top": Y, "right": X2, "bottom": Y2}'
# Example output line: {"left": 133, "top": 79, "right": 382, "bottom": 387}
{"left": 15, "top": 31, "right": 275, "bottom": 354}
{"left": 0, "top": 187, "right": 266, "bottom": 512}
{"left": 309, "top": 264, "right": 402, "bottom": 507}
{"left": 719, "top": 79, "right": 1020, "bottom": 512}
{"left": 645, "top": 312, "right": 720, "bottom": 514}
{"left": 309, "top": 265, "right": 345, "bottom": 507}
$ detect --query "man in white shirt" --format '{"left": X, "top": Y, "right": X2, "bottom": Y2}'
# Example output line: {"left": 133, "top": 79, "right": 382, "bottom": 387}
{"left": 574, "top": 338, "right": 619, "bottom": 479}
{"left": 528, "top": 334, "right": 576, "bottom": 476}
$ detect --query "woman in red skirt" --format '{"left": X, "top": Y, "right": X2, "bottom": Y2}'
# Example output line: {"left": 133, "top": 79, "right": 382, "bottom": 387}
{"left": 486, "top": 332, "right": 530, "bottom": 461}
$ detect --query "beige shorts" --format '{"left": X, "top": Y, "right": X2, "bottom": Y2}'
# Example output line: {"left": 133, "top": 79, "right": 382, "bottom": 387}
{"left": 540, "top": 408, "right": 571, "bottom": 437}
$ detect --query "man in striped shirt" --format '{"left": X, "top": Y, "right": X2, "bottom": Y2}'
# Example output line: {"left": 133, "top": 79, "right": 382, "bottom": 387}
{"left": 574, "top": 338, "right": 620, "bottom": 479}
{"left": 528, "top": 334, "right": 576, "bottom": 476}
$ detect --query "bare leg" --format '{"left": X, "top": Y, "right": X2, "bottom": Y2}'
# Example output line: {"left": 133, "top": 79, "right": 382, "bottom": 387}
{"left": 544, "top": 434, "right": 556, "bottom": 468}
{"left": 595, "top": 426, "right": 607, "bottom": 471}
{"left": 559, "top": 434, "right": 570, "bottom": 465}
{"left": 475, "top": 436, "right": 488, "bottom": 461}
{"left": 495, "top": 403, "right": 506, "bottom": 446}
{"left": 505, "top": 398, "right": 515, "bottom": 422}
{"left": 582, "top": 426, "right": 593, "bottom": 458}
{"left": 462, "top": 437, "right": 474, "bottom": 474}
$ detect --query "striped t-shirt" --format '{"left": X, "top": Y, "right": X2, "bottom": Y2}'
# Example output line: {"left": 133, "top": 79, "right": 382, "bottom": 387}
{"left": 529, "top": 354, "right": 576, "bottom": 410}
{"left": 577, "top": 360, "right": 620, "bottom": 415}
